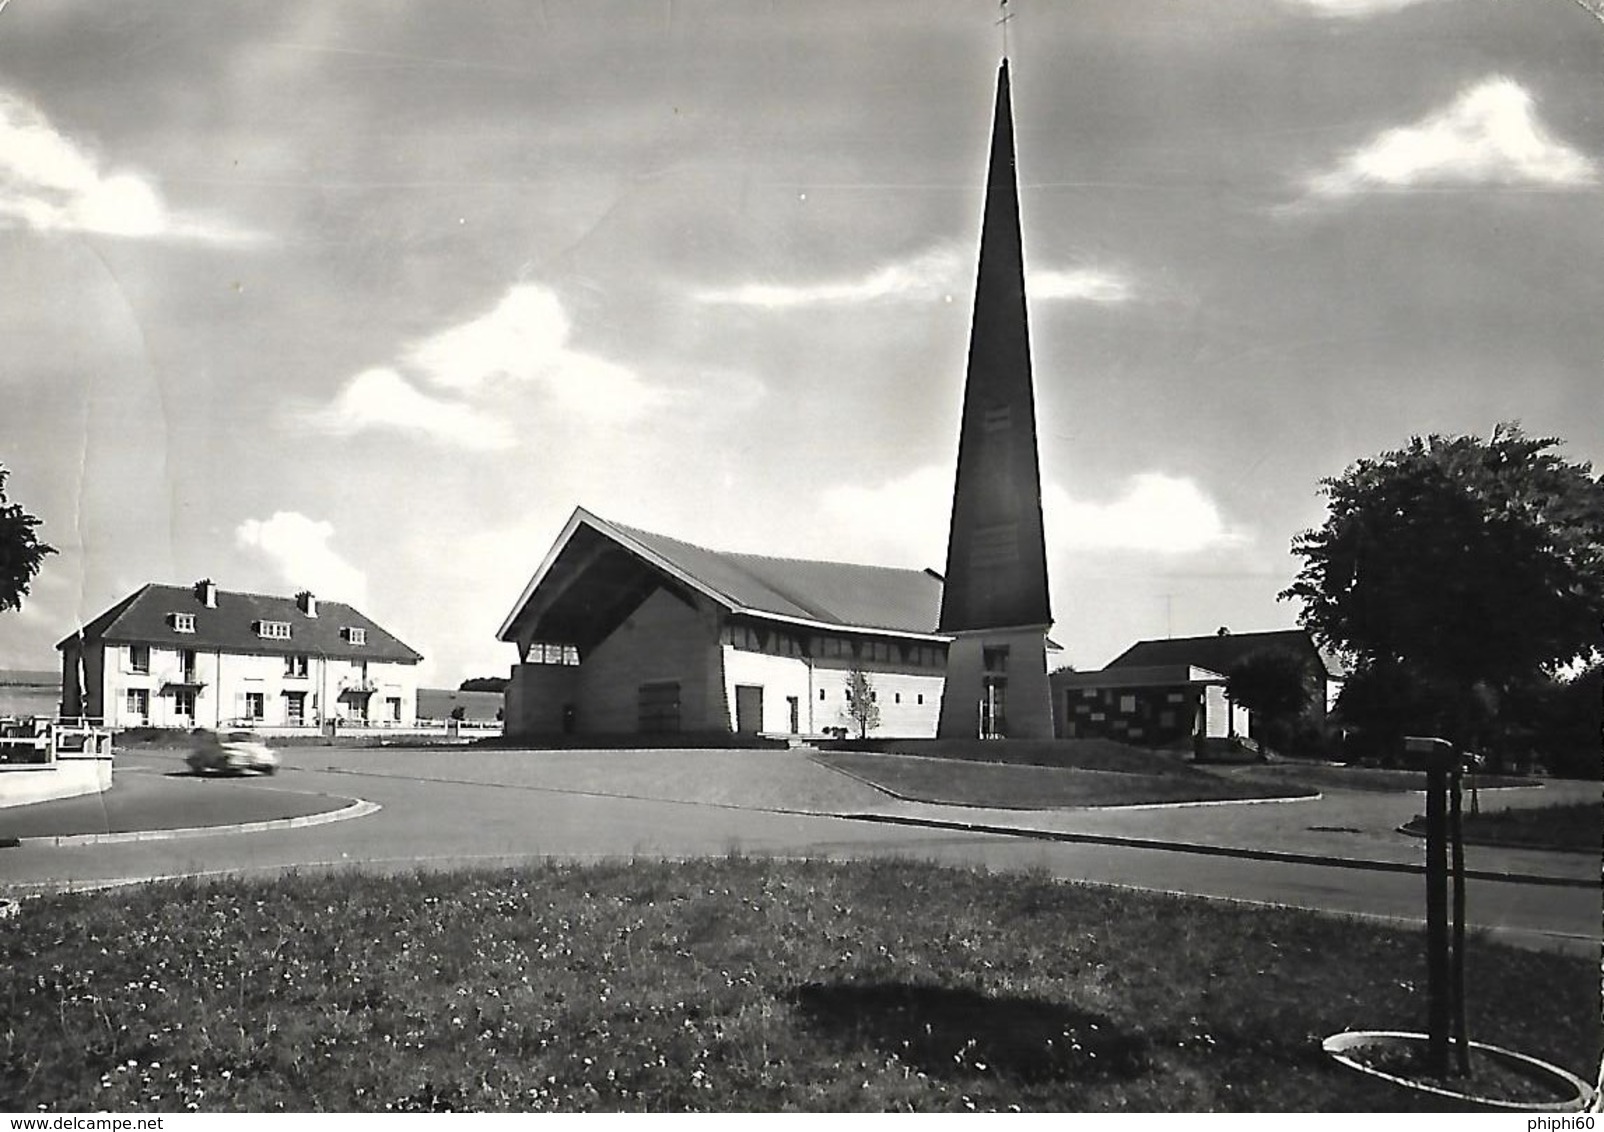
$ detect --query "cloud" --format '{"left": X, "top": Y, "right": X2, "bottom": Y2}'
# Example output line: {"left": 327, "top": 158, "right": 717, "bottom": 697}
{"left": 695, "top": 246, "right": 965, "bottom": 308}
{"left": 312, "top": 367, "right": 514, "bottom": 451}
{"left": 1029, "top": 268, "right": 1134, "bottom": 304}
{"left": 1280, "top": 0, "right": 1449, "bottom": 17}
{"left": 0, "top": 89, "right": 262, "bottom": 245}
{"left": 1049, "top": 473, "right": 1249, "bottom": 555}
{"left": 820, "top": 466, "right": 1245, "bottom": 564}
{"left": 407, "top": 284, "right": 663, "bottom": 423}
{"left": 1300, "top": 77, "right": 1598, "bottom": 201}
{"left": 694, "top": 246, "right": 1135, "bottom": 309}
{"left": 308, "top": 283, "right": 660, "bottom": 449}
{"left": 235, "top": 511, "right": 370, "bottom": 608}
{"left": 820, "top": 465, "right": 953, "bottom": 565}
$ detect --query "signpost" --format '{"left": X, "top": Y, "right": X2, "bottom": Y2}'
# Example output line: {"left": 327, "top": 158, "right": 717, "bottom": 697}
{"left": 1403, "top": 735, "right": 1479, "bottom": 1077}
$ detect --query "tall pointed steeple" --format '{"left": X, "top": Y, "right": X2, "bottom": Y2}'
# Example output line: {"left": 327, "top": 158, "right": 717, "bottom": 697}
{"left": 936, "top": 58, "right": 1056, "bottom": 740}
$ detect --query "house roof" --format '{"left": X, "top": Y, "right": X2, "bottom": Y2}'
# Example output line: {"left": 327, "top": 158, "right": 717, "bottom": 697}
{"left": 498, "top": 508, "right": 946, "bottom": 647}
{"left": 56, "top": 583, "right": 423, "bottom": 664}
{"left": 1105, "top": 630, "right": 1347, "bottom": 679}
{"left": 1051, "top": 664, "right": 1227, "bottom": 690}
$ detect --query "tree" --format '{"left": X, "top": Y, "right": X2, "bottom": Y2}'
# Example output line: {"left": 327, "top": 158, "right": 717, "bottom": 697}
{"left": 458, "top": 676, "right": 508, "bottom": 693}
{"left": 0, "top": 466, "right": 55, "bottom": 613}
{"left": 841, "top": 668, "right": 881, "bottom": 740}
{"left": 1283, "top": 425, "right": 1604, "bottom": 751}
{"left": 1227, "top": 648, "right": 1315, "bottom": 750}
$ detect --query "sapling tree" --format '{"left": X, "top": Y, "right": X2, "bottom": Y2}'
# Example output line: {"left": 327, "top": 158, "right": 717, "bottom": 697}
{"left": 842, "top": 668, "right": 881, "bottom": 740}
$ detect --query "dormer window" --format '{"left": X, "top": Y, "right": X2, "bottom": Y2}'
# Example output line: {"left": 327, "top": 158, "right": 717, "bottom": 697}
{"left": 256, "top": 620, "right": 292, "bottom": 640}
{"left": 170, "top": 612, "right": 196, "bottom": 633}
{"left": 343, "top": 626, "right": 367, "bottom": 646}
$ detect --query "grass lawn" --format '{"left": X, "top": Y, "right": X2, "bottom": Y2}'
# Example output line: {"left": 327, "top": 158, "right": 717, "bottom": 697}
{"left": 1227, "top": 763, "right": 1533, "bottom": 795}
{"left": 832, "top": 738, "right": 1198, "bottom": 776}
{"left": 816, "top": 749, "right": 1307, "bottom": 809}
{"left": 5, "top": 859, "right": 1592, "bottom": 1112}
{"left": 1400, "top": 801, "right": 1602, "bottom": 854}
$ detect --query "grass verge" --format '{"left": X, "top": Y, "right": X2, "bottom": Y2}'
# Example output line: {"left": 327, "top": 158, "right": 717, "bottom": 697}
{"left": 1400, "top": 801, "right": 1602, "bottom": 854}
{"left": 816, "top": 750, "right": 1306, "bottom": 809}
{"left": 1227, "top": 763, "right": 1534, "bottom": 795}
{"left": 828, "top": 738, "right": 1195, "bottom": 776}
{"left": 6, "top": 859, "right": 1592, "bottom": 1112}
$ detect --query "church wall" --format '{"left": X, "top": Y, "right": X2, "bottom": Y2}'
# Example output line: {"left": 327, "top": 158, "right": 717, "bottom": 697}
{"left": 573, "top": 587, "right": 722, "bottom": 734}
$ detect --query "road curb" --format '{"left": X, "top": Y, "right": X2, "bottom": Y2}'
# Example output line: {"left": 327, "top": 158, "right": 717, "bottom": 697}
{"left": 16, "top": 798, "right": 381, "bottom": 847}
{"left": 833, "top": 810, "right": 1595, "bottom": 889}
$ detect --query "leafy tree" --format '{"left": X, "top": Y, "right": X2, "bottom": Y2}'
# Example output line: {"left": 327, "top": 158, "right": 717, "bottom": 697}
{"left": 1227, "top": 648, "right": 1315, "bottom": 748}
{"left": 841, "top": 668, "right": 881, "bottom": 740}
{"left": 0, "top": 466, "right": 55, "bottom": 612}
{"left": 1283, "top": 425, "right": 1604, "bottom": 751}
{"left": 458, "top": 676, "right": 508, "bottom": 693}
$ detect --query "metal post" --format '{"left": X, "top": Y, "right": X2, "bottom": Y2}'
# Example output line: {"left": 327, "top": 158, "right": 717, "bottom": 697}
{"left": 1449, "top": 765, "right": 1470, "bottom": 1077}
{"left": 1424, "top": 760, "right": 1450, "bottom": 1075}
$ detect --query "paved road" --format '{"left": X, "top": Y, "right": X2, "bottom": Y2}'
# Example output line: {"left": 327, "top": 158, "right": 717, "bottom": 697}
{"left": 2, "top": 746, "right": 1594, "bottom": 954}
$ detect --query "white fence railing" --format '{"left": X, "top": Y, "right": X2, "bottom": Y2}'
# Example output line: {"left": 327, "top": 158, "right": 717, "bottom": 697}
{"left": 0, "top": 718, "right": 114, "bottom": 768}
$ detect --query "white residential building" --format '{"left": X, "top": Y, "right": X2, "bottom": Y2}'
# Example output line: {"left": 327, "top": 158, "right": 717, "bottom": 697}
{"left": 58, "top": 580, "right": 423, "bottom": 731}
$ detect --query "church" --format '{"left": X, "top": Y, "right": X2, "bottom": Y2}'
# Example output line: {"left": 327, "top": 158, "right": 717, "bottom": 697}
{"left": 498, "top": 60, "right": 1055, "bottom": 741}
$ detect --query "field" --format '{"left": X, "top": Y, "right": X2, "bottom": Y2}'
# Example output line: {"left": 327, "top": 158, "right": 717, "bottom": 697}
{"left": 0, "top": 669, "right": 60, "bottom": 720}
{"left": 3, "top": 858, "right": 1595, "bottom": 1113}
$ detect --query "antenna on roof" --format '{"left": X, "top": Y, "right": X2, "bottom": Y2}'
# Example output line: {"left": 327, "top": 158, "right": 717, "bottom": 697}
{"left": 995, "top": 0, "right": 1014, "bottom": 58}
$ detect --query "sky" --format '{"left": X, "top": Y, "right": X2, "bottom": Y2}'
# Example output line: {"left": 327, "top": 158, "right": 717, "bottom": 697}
{"left": 1, "top": 0, "right": 1601, "bottom": 686}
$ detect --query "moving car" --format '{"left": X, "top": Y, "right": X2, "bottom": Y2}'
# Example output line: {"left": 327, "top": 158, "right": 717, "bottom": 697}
{"left": 186, "top": 729, "right": 279, "bottom": 776}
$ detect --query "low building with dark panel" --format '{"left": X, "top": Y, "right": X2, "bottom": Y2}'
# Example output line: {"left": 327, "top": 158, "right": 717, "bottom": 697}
{"left": 1051, "top": 664, "right": 1245, "bottom": 748}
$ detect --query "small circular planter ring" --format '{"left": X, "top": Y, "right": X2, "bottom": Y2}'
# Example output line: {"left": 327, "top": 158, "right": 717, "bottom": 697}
{"left": 1324, "top": 1030, "right": 1595, "bottom": 1112}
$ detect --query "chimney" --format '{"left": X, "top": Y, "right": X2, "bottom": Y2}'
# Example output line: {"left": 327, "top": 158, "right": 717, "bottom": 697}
{"left": 296, "top": 590, "right": 318, "bottom": 618}
{"left": 195, "top": 579, "right": 218, "bottom": 608}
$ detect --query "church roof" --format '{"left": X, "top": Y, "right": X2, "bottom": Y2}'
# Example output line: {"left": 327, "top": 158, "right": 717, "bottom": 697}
{"left": 497, "top": 508, "right": 945, "bottom": 649}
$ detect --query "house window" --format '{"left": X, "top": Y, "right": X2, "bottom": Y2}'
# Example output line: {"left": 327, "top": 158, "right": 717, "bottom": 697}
{"left": 895, "top": 692, "right": 902, "bottom": 704}
{"left": 387, "top": 696, "right": 402, "bottom": 722}
{"left": 983, "top": 646, "right": 1009, "bottom": 674}
{"left": 128, "top": 645, "right": 150, "bottom": 674}
{"left": 917, "top": 693, "right": 924, "bottom": 705}
{"left": 125, "top": 689, "right": 149, "bottom": 720}
{"left": 244, "top": 692, "right": 265, "bottom": 720}
{"left": 819, "top": 688, "right": 826, "bottom": 701}
{"left": 284, "top": 691, "right": 307, "bottom": 725}
{"left": 171, "top": 688, "right": 197, "bottom": 719}
{"left": 526, "top": 641, "right": 579, "bottom": 665}
{"left": 257, "top": 620, "right": 291, "bottom": 640}
{"left": 1120, "top": 695, "right": 1137, "bottom": 714}
{"left": 180, "top": 649, "right": 198, "bottom": 682}
{"left": 170, "top": 613, "right": 196, "bottom": 633}
{"left": 343, "top": 627, "right": 367, "bottom": 646}
{"left": 284, "top": 654, "right": 309, "bottom": 678}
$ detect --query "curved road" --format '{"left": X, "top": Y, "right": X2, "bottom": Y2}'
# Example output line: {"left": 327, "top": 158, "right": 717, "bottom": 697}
{"left": 2, "top": 746, "right": 1594, "bottom": 954}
